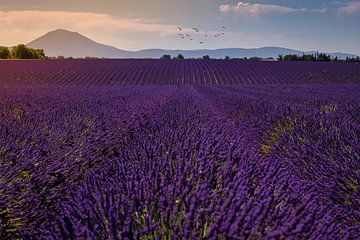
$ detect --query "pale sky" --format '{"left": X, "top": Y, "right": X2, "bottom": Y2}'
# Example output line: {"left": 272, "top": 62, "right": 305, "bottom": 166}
{"left": 0, "top": 0, "right": 359, "bottom": 54}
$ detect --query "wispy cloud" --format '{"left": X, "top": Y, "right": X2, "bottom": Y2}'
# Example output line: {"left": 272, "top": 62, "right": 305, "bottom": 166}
{"left": 339, "top": 1, "right": 360, "bottom": 15}
{"left": 219, "top": 2, "right": 306, "bottom": 17}
{"left": 314, "top": 8, "right": 328, "bottom": 14}
{"left": 0, "top": 10, "right": 178, "bottom": 34}
{"left": 0, "top": 10, "right": 186, "bottom": 49}
{"left": 4, "top": 10, "right": 292, "bottom": 50}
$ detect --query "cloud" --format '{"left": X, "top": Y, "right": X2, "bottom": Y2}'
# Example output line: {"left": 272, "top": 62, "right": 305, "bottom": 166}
{"left": 0, "top": 10, "right": 179, "bottom": 33}
{"left": 0, "top": 9, "right": 302, "bottom": 50}
{"left": 315, "top": 8, "right": 328, "bottom": 14}
{"left": 0, "top": 10, "right": 185, "bottom": 49}
{"left": 319, "top": 8, "right": 328, "bottom": 14}
{"left": 339, "top": 1, "right": 360, "bottom": 15}
{"left": 219, "top": 1, "right": 305, "bottom": 17}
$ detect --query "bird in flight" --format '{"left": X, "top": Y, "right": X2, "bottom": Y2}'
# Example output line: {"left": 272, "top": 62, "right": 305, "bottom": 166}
{"left": 199, "top": 41, "right": 204, "bottom": 44}
{"left": 222, "top": 26, "right": 227, "bottom": 29}
{"left": 178, "top": 27, "right": 182, "bottom": 31}
{"left": 192, "top": 27, "right": 199, "bottom": 32}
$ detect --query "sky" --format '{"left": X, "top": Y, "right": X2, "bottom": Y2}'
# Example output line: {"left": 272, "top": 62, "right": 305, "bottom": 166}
{"left": 0, "top": 0, "right": 359, "bottom": 54}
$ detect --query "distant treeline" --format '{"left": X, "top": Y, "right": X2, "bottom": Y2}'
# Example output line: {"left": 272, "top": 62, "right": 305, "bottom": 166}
{"left": 160, "top": 54, "right": 275, "bottom": 61}
{"left": 48, "top": 56, "right": 104, "bottom": 60}
{"left": 0, "top": 44, "right": 45, "bottom": 59}
{"left": 161, "top": 53, "right": 360, "bottom": 62}
{"left": 2, "top": 47, "right": 358, "bottom": 61}
{"left": 51, "top": 55, "right": 360, "bottom": 61}
{"left": 278, "top": 52, "right": 360, "bottom": 62}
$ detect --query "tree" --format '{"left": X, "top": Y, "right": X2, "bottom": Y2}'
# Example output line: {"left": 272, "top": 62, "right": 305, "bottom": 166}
{"left": 11, "top": 44, "right": 31, "bottom": 59}
{"left": 317, "top": 53, "right": 331, "bottom": 62}
{"left": 31, "top": 49, "right": 45, "bottom": 59}
{"left": 283, "top": 54, "right": 299, "bottom": 61}
{"left": 303, "top": 54, "right": 315, "bottom": 61}
{"left": 0, "top": 46, "right": 11, "bottom": 59}
{"left": 160, "top": 54, "right": 171, "bottom": 59}
{"left": 277, "top": 55, "right": 283, "bottom": 61}
{"left": 202, "top": 55, "right": 210, "bottom": 60}
{"left": 224, "top": 55, "right": 231, "bottom": 60}
{"left": 10, "top": 44, "right": 45, "bottom": 59}
{"left": 176, "top": 54, "right": 184, "bottom": 60}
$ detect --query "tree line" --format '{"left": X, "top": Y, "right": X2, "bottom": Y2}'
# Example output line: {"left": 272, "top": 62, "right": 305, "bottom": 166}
{"left": 161, "top": 53, "right": 360, "bottom": 62}
{"left": 278, "top": 52, "right": 360, "bottom": 62}
{"left": 0, "top": 44, "right": 45, "bottom": 59}
{"left": 160, "top": 54, "right": 272, "bottom": 60}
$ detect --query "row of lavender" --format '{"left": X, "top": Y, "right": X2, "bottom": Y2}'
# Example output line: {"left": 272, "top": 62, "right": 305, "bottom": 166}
{"left": 0, "top": 84, "right": 359, "bottom": 239}
{"left": 1, "top": 60, "right": 360, "bottom": 85}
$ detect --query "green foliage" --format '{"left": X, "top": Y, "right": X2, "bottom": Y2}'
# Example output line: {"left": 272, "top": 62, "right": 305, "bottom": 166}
{"left": 11, "top": 44, "right": 45, "bottom": 59}
{"left": 176, "top": 54, "right": 184, "bottom": 60}
{"left": 0, "top": 44, "right": 46, "bottom": 59}
{"left": 160, "top": 54, "right": 171, "bottom": 59}
{"left": 283, "top": 54, "right": 300, "bottom": 61}
{"left": 11, "top": 44, "right": 31, "bottom": 59}
{"left": 316, "top": 53, "right": 331, "bottom": 61}
{"left": 0, "top": 46, "right": 11, "bottom": 59}
{"left": 224, "top": 55, "right": 231, "bottom": 60}
{"left": 345, "top": 56, "right": 360, "bottom": 62}
{"left": 278, "top": 52, "right": 360, "bottom": 62}
{"left": 260, "top": 118, "right": 294, "bottom": 156}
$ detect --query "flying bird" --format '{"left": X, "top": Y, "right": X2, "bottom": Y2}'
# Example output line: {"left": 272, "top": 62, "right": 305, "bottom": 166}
{"left": 178, "top": 27, "right": 182, "bottom": 31}
{"left": 222, "top": 26, "right": 227, "bottom": 29}
{"left": 192, "top": 27, "right": 199, "bottom": 32}
{"left": 199, "top": 41, "right": 204, "bottom": 44}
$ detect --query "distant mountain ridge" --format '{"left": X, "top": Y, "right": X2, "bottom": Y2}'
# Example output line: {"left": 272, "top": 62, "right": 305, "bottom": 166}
{"left": 27, "top": 29, "right": 359, "bottom": 59}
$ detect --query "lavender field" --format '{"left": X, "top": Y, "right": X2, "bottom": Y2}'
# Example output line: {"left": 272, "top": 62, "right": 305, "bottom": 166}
{"left": 0, "top": 60, "right": 360, "bottom": 85}
{"left": 0, "top": 61, "right": 360, "bottom": 239}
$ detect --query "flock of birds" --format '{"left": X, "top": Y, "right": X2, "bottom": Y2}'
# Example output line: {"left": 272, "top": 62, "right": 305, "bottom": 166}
{"left": 177, "top": 26, "right": 227, "bottom": 44}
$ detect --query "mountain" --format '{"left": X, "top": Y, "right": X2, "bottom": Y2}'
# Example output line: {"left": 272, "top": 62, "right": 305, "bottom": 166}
{"left": 27, "top": 29, "right": 133, "bottom": 58}
{"left": 136, "top": 47, "right": 303, "bottom": 59}
{"left": 135, "top": 48, "right": 359, "bottom": 59}
{"left": 27, "top": 29, "right": 359, "bottom": 59}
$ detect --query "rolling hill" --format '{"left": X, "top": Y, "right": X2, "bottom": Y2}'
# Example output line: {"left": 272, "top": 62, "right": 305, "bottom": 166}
{"left": 27, "top": 29, "right": 359, "bottom": 59}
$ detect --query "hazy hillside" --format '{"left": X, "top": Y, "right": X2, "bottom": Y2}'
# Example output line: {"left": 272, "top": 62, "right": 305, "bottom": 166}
{"left": 27, "top": 29, "right": 359, "bottom": 59}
